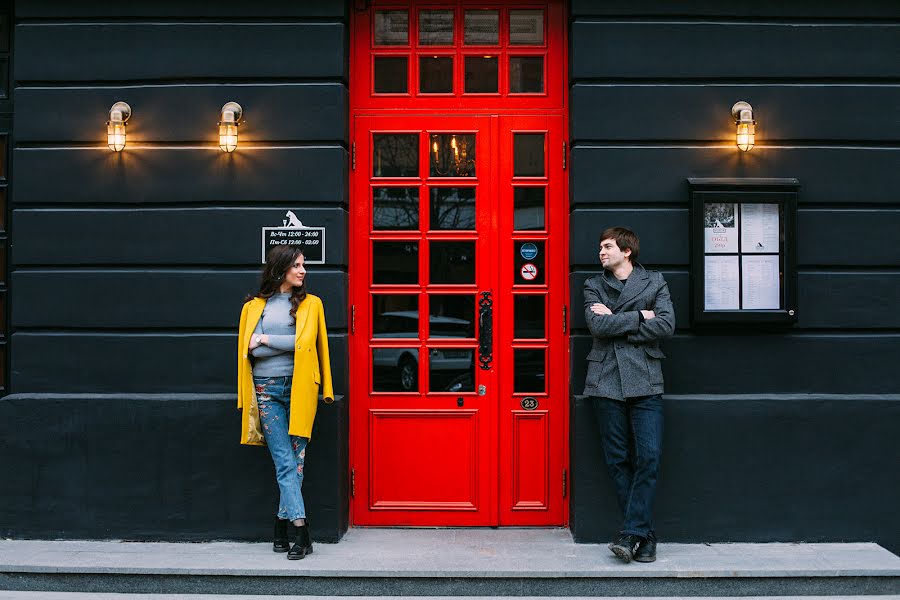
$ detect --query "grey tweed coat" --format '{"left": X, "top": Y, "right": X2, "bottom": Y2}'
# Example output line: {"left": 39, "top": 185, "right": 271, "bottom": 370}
{"left": 582, "top": 264, "right": 675, "bottom": 400}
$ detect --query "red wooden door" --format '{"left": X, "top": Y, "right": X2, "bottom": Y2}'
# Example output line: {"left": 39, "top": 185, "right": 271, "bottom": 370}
{"left": 350, "top": 114, "right": 566, "bottom": 526}
{"left": 349, "top": 0, "right": 568, "bottom": 527}
{"left": 352, "top": 115, "right": 498, "bottom": 525}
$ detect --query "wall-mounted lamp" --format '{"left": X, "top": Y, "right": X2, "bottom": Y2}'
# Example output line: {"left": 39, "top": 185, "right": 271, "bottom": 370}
{"left": 731, "top": 101, "right": 755, "bottom": 151}
{"left": 107, "top": 102, "right": 131, "bottom": 151}
{"left": 219, "top": 102, "right": 243, "bottom": 152}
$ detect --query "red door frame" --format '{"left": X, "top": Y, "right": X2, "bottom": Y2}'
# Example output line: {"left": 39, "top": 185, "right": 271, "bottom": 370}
{"left": 349, "top": 1, "right": 569, "bottom": 527}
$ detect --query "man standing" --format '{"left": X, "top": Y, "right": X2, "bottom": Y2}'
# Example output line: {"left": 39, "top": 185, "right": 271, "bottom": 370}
{"left": 583, "top": 227, "right": 675, "bottom": 563}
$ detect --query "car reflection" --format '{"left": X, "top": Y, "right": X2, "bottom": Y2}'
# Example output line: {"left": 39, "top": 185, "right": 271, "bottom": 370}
{"left": 373, "top": 311, "right": 474, "bottom": 392}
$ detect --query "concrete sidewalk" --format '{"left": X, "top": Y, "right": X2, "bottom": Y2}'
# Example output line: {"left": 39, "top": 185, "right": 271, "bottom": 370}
{"left": 2, "top": 529, "right": 898, "bottom": 578}
{"left": 2, "top": 529, "right": 898, "bottom": 596}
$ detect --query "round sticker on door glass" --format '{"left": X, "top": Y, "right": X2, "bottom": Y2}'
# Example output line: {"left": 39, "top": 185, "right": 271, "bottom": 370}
{"left": 520, "top": 242, "right": 539, "bottom": 260}
{"left": 520, "top": 263, "right": 538, "bottom": 281}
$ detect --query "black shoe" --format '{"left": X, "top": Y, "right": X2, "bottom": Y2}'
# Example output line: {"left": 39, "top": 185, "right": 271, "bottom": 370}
{"left": 300, "top": 521, "right": 313, "bottom": 556}
{"left": 633, "top": 537, "right": 657, "bottom": 563}
{"left": 287, "top": 521, "right": 311, "bottom": 560}
{"left": 609, "top": 534, "right": 642, "bottom": 563}
{"left": 273, "top": 518, "right": 290, "bottom": 553}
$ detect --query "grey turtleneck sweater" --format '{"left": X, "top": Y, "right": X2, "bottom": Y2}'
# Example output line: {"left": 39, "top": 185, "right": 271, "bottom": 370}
{"left": 250, "top": 292, "right": 297, "bottom": 376}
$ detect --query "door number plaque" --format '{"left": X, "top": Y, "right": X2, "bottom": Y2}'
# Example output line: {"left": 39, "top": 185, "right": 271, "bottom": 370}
{"left": 520, "top": 397, "right": 539, "bottom": 411}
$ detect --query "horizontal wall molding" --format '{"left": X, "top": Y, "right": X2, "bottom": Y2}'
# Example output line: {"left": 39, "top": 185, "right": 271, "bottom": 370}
{"left": 12, "top": 207, "right": 348, "bottom": 266}
{"left": 11, "top": 333, "right": 348, "bottom": 395}
{"left": 572, "top": 84, "right": 900, "bottom": 142}
{"left": 569, "top": 208, "right": 690, "bottom": 266}
{"left": 570, "top": 333, "right": 900, "bottom": 395}
{"left": 11, "top": 270, "right": 348, "bottom": 329}
{"left": 571, "top": 270, "right": 900, "bottom": 331}
{"left": 571, "top": 22, "right": 900, "bottom": 79}
{"left": 12, "top": 147, "right": 348, "bottom": 205}
{"left": 16, "top": 0, "right": 347, "bottom": 19}
{"left": 569, "top": 207, "right": 900, "bottom": 267}
{"left": 570, "top": 146, "right": 900, "bottom": 205}
{"left": 15, "top": 23, "right": 346, "bottom": 82}
{"left": 15, "top": 84, "right": 348, "bottom": 143}
{"left": 571, "top": 1, "right": 900, "bottom": 18}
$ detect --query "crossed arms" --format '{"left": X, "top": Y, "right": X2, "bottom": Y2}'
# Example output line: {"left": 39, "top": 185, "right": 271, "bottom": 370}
{"left": 583, "top": 279, "right": 675, "bottom": 344}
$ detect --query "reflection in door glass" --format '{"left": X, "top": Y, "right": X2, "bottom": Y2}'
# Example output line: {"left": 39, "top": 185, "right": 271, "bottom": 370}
{"left": 420, "top": 56, "right": 453, "bottom": 94}
{"left": 430, "top": 134, "right": 475, "bottom": 177}
{"left": 509, "top": 10, "right": 544, "bottom": 45}
{"left": 373, "top": 134, "right": 418, "bottom": 177}
{"left": 513, "top": 187, "right": 545, "bottom": 230}
{"left": 514, "top": 348, "right": 545, "bottom": 393}
{"left": 429, "top": 295, "right": 475, "bottom": 338}
{"left": 464, "top": 10, "right": 498, "bottom": 45}
{"left": 373, "top": 241, "right": 419, "bottom": 284}
{"left": 373, "top": 295, "right": 419, "bottom": 338}
{"left": 373, "top": 57, "right": 408, "bottom": 94}
{"left": 430, "top": 187, "right": 476, "bottom": 230}
{"left": 429, "top": 348, "right": 474, "bottom": 392}
{"left": 510, "top": 57, "right": 543, "bottom": 93}
{"left": 419, "top": 10, "right": 454, "bottom": 45}
{"left": 373, "top": 187, "right": 419, "bottom": 230}
{"left": 464, "top": 57, "right": 498, "bottom": 93}
{"left": 430, "top": 241, "right": 475, "bottom": 284}
{"left": 375, "top": 10, "right": 409, "bottom": 45}
{"left": 373, "top": 348, "right": 419, "bottom": 392}
{"left": 514, "top": 295, "right": 545, "bottom": 339}
{"left": 513, "top": 133, "right": 544, "bottom": 176}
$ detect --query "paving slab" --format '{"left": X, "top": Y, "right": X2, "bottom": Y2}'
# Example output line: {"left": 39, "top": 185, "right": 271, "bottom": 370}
{"left": 1, "top": 529, "right": 899, "bottom": 579}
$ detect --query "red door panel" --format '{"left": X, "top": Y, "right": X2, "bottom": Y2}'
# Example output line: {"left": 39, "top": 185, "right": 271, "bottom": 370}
{"left": 350, "top": 1, "right": 568, "bottom": 528}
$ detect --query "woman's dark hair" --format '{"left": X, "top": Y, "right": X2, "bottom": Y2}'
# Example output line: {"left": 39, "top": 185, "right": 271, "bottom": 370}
{"left": 247, "top": 245, "right": 307, "bottom": 322}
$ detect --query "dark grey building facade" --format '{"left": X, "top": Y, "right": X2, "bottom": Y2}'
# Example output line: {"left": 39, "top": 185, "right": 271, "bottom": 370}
{"left": 1, "top": 0, "right": 897, "bottom": 552}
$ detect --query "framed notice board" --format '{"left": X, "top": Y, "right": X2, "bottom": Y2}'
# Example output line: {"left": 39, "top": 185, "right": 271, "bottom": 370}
{"left": 689, "top": 178, "right": 799, "bottom": 326}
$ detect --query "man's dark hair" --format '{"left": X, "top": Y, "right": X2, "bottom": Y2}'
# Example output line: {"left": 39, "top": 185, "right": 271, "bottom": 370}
{"left": 599, "top": 226, "right": 640, "bottom": 263}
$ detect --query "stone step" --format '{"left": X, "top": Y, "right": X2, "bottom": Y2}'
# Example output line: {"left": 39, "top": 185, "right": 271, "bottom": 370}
{"left": 1, "top": 529, "right": 898, "bottom": 597}
{"left": 1, "top": 596, "right": 899, "bottom": 600}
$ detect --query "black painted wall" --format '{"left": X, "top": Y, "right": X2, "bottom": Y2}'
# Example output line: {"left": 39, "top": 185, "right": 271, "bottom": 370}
{"left": 568, "top": 1, "right": 900, "bottom": 551}
{"left": 3, "top": 0, "right": 899, "bottom": 552}
{"left": 2, "top": 0, "right": 350, "bottom": 542}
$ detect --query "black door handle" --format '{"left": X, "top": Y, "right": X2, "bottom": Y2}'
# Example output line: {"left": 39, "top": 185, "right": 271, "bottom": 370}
{"left": 478, "top": 291, "right": 493, "bottom": 370}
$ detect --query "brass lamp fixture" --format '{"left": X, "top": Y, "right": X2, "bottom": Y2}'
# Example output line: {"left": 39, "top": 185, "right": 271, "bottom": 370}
{"left": 732, "top": 101, "right": 756, "bottom": 151}
{"left": 107, "top": 102, "right": 131, "bottom": 151}
{"left": 218, "top": 102, "right": 243, "bottom": 152}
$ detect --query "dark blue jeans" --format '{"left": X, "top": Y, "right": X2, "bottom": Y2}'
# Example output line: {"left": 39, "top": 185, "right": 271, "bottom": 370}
{"left": 592, "top": 394, "right": 664, "bottom": 539}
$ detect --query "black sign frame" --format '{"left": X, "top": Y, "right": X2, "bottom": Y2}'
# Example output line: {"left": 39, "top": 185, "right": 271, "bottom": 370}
{"left": 689, "top": 178, "right": 799, "bottom": 326}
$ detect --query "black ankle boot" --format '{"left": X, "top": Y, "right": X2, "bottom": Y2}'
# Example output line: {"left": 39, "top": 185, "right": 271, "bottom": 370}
{"left": 300, "top": 521, "right": 313, "bottom": 556}
{"left": 273, "top": 518, "right": 290, "bottom": 553}
{"left": 287, "top": 522, "right": 308, "bottom": 560}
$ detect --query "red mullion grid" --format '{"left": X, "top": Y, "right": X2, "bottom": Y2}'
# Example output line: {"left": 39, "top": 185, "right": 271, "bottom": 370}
{"left": 413, "top": 5, "right": 459, "bottom": 100}
{"left": 369, "top": 4, "right": 413, "bottom": 99}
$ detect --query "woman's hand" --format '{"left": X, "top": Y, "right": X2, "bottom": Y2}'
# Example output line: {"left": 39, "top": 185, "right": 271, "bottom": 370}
{"left": 249, "top": 334, "right": 269, "bottom": 350}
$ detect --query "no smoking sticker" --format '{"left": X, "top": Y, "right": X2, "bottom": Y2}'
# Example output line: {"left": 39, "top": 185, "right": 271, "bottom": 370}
{"left": 520, "top": 263, "right": 538, "bottom": 281}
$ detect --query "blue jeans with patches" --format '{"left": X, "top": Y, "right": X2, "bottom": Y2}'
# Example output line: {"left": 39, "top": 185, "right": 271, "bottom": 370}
{"left": 592, "top": 394, "right": 664, "bottom": 539}
{"left": 253, "top": 375, "right": 308, "bottom": 521}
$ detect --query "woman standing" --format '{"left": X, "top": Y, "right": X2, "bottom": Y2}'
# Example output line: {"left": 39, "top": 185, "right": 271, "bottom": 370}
{"left": 237, "top": 245, "right": 334, "bottom": 559}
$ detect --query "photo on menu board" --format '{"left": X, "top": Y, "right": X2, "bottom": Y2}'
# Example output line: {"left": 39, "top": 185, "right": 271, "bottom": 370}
{"left": 704, "top": 203, "right": 738, "bottom": 253}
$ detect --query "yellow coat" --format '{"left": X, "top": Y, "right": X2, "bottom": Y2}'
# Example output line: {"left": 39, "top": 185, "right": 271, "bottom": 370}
{"left": 237, "top": 293, "right": 334, "bottom": 445}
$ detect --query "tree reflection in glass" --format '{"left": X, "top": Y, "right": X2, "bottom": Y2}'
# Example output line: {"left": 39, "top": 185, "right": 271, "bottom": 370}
{"left": 430, "top": 187, "right": 475, "bottom": 230}
{"left": 374, "top": 187, "right": 419, "bottom": 230}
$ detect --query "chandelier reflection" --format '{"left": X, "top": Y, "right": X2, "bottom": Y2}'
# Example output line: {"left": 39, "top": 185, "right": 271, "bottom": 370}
{"left": 431, "top": 134, "right": 476, "bottom": 177}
